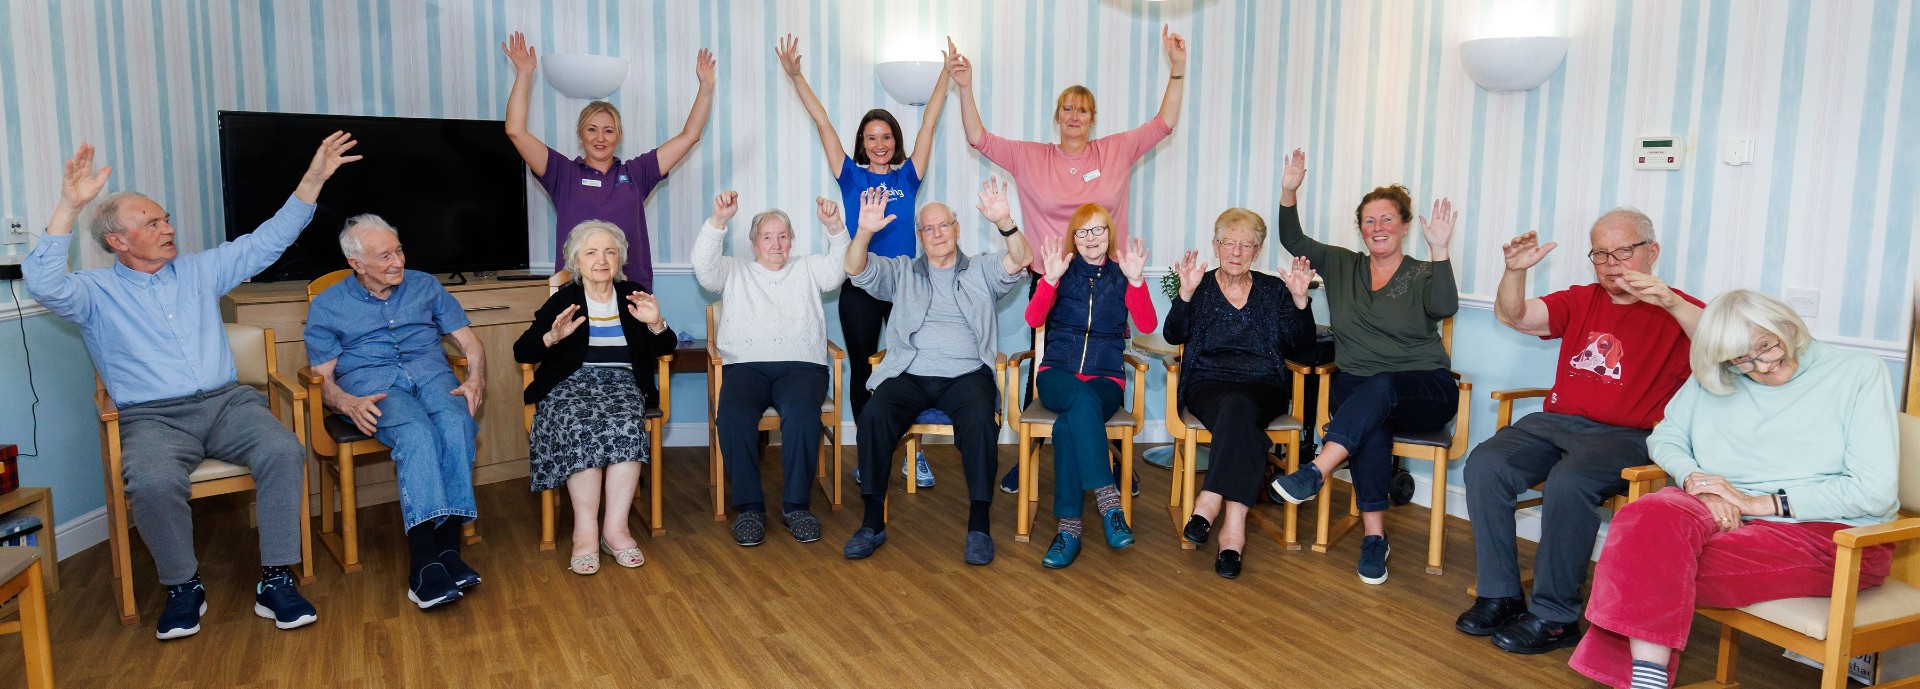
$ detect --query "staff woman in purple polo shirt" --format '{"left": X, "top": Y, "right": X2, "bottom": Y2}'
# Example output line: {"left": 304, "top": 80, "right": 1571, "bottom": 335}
{"left": 774, "top": 33, "right": 950, "bottom": 488}
{"left": 502, "top": 31, "right": 718, "bottom": 291}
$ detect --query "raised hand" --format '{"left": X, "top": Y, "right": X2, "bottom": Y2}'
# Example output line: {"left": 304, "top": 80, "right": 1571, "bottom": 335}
{"left": 948, "top": 40, "right": 972, "bottom": 89}
{"left": 695, "top": 48, "right": 717, "bottom": 88}
{"left": 1280, "top": 148, "right": 1307, "bottom": 194}
{"left": 543, "top": 304, "right": 585, "bottom": 346}
{"left": 343, "top": 393, "right": 387, "bottom": 436}
{"left": 1116, "top": 237, "right": 1149, "bottom": 285}
{"left": 1163, "top": 24, "right": 1188, "bottom": 73}
{"left": 815, "top": 196, "right": 843, "bottom": 231}
{"left": 1419, "top": 197, "right": 1458, "bottom": 252}
{"left": 625, "top": 291, "right": 664, "bottom": 326}
{"left": 1039, "top": 237, "right": 1071, "bottom": 284}
{"left": 856, "top": 187, "right": 895, "bottom": 236}
{"left": 60, "top": 144, "right": 112, "bottom": 210}
{"left": 502, "top": 31, "right": 537, "bottom": 74}
{"left": 1280, "top": 255, "right": 1316, "bottom": 307}
{"left": 1501, "top": 231, "right": 1557, "bottom": 272}
{"left": 1175, "top": 249, "right": 1208, "bottom": 302}
{"left": 305, "top": 131, "right": 363, "bottom": 182}
{"left": 1616, "top": 270, "right": 1683, "bottom": 309}
{"left": 711, "top": 190, "right": 739, "bottom": 226}
{"left": 975, "top": 175, "right": 1011, "bottom": 225}
{"left": 776, "top": 34, "right": 803, "bottom": 77}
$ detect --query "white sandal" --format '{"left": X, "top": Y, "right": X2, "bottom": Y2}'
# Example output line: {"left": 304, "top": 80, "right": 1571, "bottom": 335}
{"left": 601, "top": 541, "right": 644, "bottom": 568}
{"left": 568, "top": 552, "right": 599, "bottom": 575}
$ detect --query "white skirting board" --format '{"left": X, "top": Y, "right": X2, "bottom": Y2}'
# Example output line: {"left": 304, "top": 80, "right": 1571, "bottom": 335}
{"left": 54, "top": 506, "right": 108, "bottom": 561}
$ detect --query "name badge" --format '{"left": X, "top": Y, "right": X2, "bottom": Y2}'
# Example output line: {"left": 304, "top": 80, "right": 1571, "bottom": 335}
{"left": 581, "top": 179, "right": 603, "bottom": 188}
{"left": 1082, "top": 169, "right": 1102, "bottom": 183}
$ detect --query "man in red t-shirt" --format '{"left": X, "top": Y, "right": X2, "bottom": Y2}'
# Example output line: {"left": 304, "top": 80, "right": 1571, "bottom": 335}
{"left": 1455, "top": 208, "right": 1705, "bottom": 655}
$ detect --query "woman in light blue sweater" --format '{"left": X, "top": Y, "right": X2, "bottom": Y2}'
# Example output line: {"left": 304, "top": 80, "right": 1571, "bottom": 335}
{"left": 1570, "top": 290, "right": 1901, "bottom": 689}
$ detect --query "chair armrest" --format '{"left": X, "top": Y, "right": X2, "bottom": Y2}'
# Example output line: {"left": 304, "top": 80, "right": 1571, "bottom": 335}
{"left": 1311, "top": 362, "right": 1340, "bottom": 376}
{"left": 1620, "top": 465, "right": 1669, "bottom": 482}
{"left": 706, "top": 338, "right": 722, "bottom": 367}
{"left": 869, "top": 351, "right": 886, "bottom": 365}
{"left": 827, "top": 341, "right": 845, "bottom": 359}
{"left": 95, "top": 389, "right": 119, "bottom": 422}
{"left": 1007, "top": 350, "right": 1037, "bottom": 369}
{"left": 269, "top": 371, "right": 308, "bottom": 402}
{"left": 298, "top": 366, "right": 322, "bottom": 386}
{"left": 1122, "top": 353, "right": 1150, "bottom": 372}
{"left": 1285, "top": 359, "right": 1314, "bottom": 375}
{"left": 1490, "top": 388, "right": 1551, "bottom": 401}
{"left": 654, "top": 354, "right": 674, "bottom": 424}
{"left": 994, "top": 352, "right": 1007, "bottom": 373}
{"left": 1834, "top": 518, "right": 1920, "bottom": 549}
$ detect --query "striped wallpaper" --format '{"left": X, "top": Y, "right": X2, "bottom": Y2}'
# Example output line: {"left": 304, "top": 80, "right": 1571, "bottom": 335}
{"left": 0, "top": 0, "right": 1915, "bottom": 347}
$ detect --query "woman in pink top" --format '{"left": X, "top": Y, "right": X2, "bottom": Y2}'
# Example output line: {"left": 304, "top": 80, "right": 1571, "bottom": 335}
{"left": 947, "top": 26, "right": 1188, "bottom": 261}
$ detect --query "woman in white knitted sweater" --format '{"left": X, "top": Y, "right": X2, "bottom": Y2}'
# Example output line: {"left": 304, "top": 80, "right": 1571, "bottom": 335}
{"left": 692, "top": 190, "right": 851, "bottom": 547}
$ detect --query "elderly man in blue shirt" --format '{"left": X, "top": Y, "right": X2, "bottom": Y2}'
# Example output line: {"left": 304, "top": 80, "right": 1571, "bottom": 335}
{"left": 305, "top": 213, "right": 485, "bottom": 610}
{"left": 26, "top": 135, "right": 360, "bottom": 639}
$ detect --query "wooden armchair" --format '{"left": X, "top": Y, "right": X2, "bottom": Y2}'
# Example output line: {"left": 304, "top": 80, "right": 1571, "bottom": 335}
{"left": 1007, "top": 326, "right": 1149, "bottom": 543}
{"left": 1159, "top": 346, "right": 1312, "bottom": 551}
{"left": 703, "top": 302, "right": 846, "bottom": 522}
{"left": 95, "top": 323, "right": 314, "bottom": 624}
{"left": 1306, "top": 317, "right": 1473, "bottom": 575}
{"left": 867, "top": 351, "right": 1009, "bottom": 496}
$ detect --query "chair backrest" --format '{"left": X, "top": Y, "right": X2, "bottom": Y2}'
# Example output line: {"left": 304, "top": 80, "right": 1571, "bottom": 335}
{"left": 706, "top": 303, "right": 721, "bottom": 354}
{"left": 307, "top": 269, "right": 351, "bottom": 302}
{"left": 226, "top": 323, "right": 274, "bottom": 388}
{"left": 1440, "top": 317, "right": 1454, "bottom": 356}
{"left": 548, "top": 269, "right": 572, "bottom": 296}
{"left": 1892, "top": 412, "right": 1920, "bottom": 586}
{"left": 1023, "top": 325, "right": 1048, "bottom": 399}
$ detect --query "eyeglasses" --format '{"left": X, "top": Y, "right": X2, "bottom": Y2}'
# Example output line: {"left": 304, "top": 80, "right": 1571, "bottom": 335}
{"left": 1214, "top": 238, "right": 1260, "bottom": 254}
{"left": 1074, "top": 225, "right": 1109, "bottom": 239}
{"left": 919, "top": 220, "right": 957, "bottom": 235}
{"left": 1726, "top": 340, "right": 1787, "bottom": 373}
{"left": 1587, "top": 240, "right": 1652, "bottom": 264}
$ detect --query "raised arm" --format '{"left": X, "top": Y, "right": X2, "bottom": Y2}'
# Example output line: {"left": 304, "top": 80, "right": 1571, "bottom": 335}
{"left": 501, "top": 31, "right": 550, "bottom": 177}
{"left": 23, "top": 144, "right": 114, "bottom": 320}
{"left": 655, "top": 49, "right": 718, "bottom": 174}
{"left": 1156, "top": 25, "right": 1188, "bottom": 129}
{"left": 908, "top": 41, "right": 954, "bottom": 175}
{"left": 810, "top": 196, "right": 852, "bottom": 291}
{"left": 843, "top": 187, "right": 893, "bottom": 277}
{"left": 1274, "top": 149, "right": 1334, "bottom": 266}
{"left": 691, "top": 191, "right": 741, "bottom": 293}
{"left": 977, "top": 176, "right": 1028, "bottom": 273}
{"left": 948, "top": 42, "right": 986, "bottom": 147}
{"left": 775, "top": 34, "right": 848, "bottom": 174}
{"left": 1495, "top": 231, "right": 1555, "bottom": 336}
{"left": 1615, "top": 270, "right": 1704, "bottom": 338}
{"left": 291, "top": 131, "right": 361, "bottom": 204}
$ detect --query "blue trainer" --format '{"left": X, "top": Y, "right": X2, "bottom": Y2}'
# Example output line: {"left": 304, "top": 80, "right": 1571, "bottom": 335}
{"left": 843, "top": 527, "right": 888, "bottom": 559}
{"left": 1358, "top": 535, "right": 1392, "bottom": 585}
{"left": 997, "top": 465, "right": 1020, "bottom": 494}
{"left": 906, "top": 451, "right": 935, "bottom": 489}
{"left": 1041, "top": 532, "right": 1082, "bottom": 569}
{"left": 254, "top": 572, "right": 318, "bottom": 630}
{"left": 1101, "top": 508, "right": 1135, "bottom": 549}
{"left": 156, "top": 578, "right": 207, "bottom": 640}
{"left": 408, "top": 562, "right": 464, "bottom": 610}
{"left": 1268, "top": 463, "right": 1325, "bottom": 504}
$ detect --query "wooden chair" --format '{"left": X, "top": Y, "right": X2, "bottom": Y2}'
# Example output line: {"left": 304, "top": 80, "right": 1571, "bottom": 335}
{"left": 1007, "top": 326, "right": 1149, "bottom": 543}
{"left": 520, "top": 270, "right": 674, "bottom": 550}
{"left": 1306, "top": 317, "right": 1474, "bottom": 575}
{"left": 0, "top": 548, "right": 53, "bottom": 688}
{"left": 703, "top": 303, "right": 844, "bottom": 521}
{"left": 1160, "top": 346, "right": 1314, "bottom": 551}
{"left": 94, "top": 323, "right": 314, "bottom": 624}
{"left": 1617, "top": 412, "right": 1920, "bottom": 689}
{"left": 866, "top": 351, "right": 1009, "bottom": 496}
{"left": 297, "top": 269, "right": 478, "bottom": 573}
{"left": 1463, "top": 387, "right": 1664, "bottom": 597}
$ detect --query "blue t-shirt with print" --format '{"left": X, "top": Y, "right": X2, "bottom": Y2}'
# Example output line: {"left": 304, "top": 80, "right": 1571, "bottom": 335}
{"left": 837, "top": 157, "right": 920, "bottom": 259}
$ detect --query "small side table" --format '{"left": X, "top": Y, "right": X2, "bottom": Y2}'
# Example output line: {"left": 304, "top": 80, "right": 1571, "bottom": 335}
{"left": 0, "top": 488, "right": 58, "bottom": 620}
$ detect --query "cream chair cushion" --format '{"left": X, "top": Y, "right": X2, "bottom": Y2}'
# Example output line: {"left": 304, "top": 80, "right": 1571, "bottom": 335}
{"left": 761, "top": 402, "right": 835, "bottom": 417}
{"left": 189, "top": 458, "right": 251, "bottom": 483}
{"left": 1899, "top": 413, "right": 1920, "bottom": 512}
{"left": 225, "top": 323, "right": 270, "bottom": 388}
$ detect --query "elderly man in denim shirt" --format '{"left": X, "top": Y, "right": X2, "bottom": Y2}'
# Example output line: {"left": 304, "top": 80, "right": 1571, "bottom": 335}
{"left": 305, "top": 214, "right": 485, "bottom": 610}
{"left": 839, "top": 178, "right": 1031, "bottom": 564}
{"left": 25, "top": 135, "right": 359, "bottom": 639}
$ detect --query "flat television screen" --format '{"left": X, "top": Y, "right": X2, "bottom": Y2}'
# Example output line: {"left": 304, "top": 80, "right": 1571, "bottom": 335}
{"left": 218, "top": 111, "right": 529, "bottom": 282}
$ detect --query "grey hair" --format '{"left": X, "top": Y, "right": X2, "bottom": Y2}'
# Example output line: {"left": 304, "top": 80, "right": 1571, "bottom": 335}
{"left": 1689, "top": 289, "right": 1812, "bottom": 395}
{"left": 88, "top": 191, "right": 153, "bottom": 253}
{"left": 337, "top": 214, "right": 399, "bottom": 259}
{"left": 748, "top": 209, "right": 793, "bottom": 243}
{"left": 1593, "top": 206, "right": 1657, "bottom": 244}
{"left": 560, "top": 220, "right": 629, "bottom": 283}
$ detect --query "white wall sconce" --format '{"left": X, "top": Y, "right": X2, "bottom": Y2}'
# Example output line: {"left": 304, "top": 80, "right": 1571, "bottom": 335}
{"left": 877, "top": 60, "right": 943, "bottom": 106}
{"left": 1460, "top": 37, "right": 1570, "bottom": 92}
{"left": 543, "top": 53, "right": 631, "bottom": 100}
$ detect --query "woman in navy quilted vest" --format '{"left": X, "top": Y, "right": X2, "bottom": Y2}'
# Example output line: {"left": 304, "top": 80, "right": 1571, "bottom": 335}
{"left": 1023, "top": 204, "right": 1158, "bottom": 569}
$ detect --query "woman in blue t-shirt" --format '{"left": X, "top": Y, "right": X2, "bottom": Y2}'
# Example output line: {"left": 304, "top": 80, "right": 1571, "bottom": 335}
{"left": 775, "top": 33, "right": 951, "bottom": 487}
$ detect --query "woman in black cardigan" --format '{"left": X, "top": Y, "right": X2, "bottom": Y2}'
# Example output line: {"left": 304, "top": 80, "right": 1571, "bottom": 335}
{"left": 513, "top": 221, "right": 677, "bottom": 574}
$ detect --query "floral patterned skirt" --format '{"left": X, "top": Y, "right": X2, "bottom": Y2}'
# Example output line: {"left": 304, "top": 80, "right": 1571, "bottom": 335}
{"left": 528, "top": 365, "right": 650, "bottom": 492}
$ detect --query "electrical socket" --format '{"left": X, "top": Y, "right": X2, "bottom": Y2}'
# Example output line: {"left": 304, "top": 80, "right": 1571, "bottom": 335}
{"left": 1785, "top": 288, "right": 1819, "bottom": 318}
{"left": 2, "top": 218, "right": 25, "bottom": 245}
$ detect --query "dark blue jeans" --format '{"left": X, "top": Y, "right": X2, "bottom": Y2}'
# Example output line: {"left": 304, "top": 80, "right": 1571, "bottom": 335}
{"left": 1325, "top": 368, "right": 1457, "bottom": 512}
{"left": 717, "top": 362, "right": 830, "bottom": 510}
{"left": 1037, "top": 368, "right": 1123, "bottom": 519}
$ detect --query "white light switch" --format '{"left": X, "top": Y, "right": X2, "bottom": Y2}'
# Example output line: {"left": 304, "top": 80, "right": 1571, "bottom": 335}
{"left": 1785, "top": 288, "right": 1819, "bottom": 317}
{"left": 2, "top": 218, "right": 24, "bottom": 245}
{"left": 1722, "top": 139, "right": 1754, "bottom": 166}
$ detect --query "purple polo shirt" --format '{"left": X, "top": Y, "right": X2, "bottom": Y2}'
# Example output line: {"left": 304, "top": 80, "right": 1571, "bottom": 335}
{"left": 535, "top": 146, "right": 667, "bottom": 290}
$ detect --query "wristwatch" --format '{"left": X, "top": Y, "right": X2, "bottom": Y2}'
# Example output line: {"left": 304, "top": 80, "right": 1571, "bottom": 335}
{"left": 998, "top": 223, "right": 1020, "bottom": 237}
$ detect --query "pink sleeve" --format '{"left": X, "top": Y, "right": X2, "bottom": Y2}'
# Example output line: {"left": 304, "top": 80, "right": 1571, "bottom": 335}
{"left": 1108, "top": 115, "right": 1174, "bottom": 163}
{"left": 1026, "top": 278, "right": 1059, "bottom": 329}
{"left": 1125, "top": 281, "right": 1158, "bottom": 333}
{"left": 974, "top": 130, "right": 1037, "bottom": 175}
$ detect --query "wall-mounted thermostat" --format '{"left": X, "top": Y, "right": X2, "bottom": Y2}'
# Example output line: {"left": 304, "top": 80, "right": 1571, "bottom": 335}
{"left": 1634, "top": 136, "right": 1683, "bottom": 170}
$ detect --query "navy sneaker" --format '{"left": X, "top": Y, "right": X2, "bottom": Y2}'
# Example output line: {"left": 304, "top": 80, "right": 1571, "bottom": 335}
{"left": 1101, "top": 508, "right": 1135, "bottom": 549}
{"left": 997, "top": 465, "right": 1020, "bottom": 494}
{"left": 156, "top": 578, "right": 207, "bottom": 640}
{"left": 964, "top": 531, "right": 995, "bottom": 565}
{"left": 1358, "top": 535, "right": 1391, "bottom": 585}
{"left": 852, "top": 464, "right": 862, "bottom": 485}
{"left": 439, "top": 549, "right": 481, "bottom": 590}
{"left": 907, "top": 451, "right": 935, "bottom": 489}
{"left": 843, "top": 527, "right": 888, "bottom": 559}
{"left": 1268, "top": 464, "right": 1325, "bottom": 504}
{"left": 407, "top": 562, "right": 464, "bottom": 610}
{"left": 1041, "top": 532, "right": 1081, "bottom": 569}
{"left": 254, "top": 573, "right": 318, "bottom": 630}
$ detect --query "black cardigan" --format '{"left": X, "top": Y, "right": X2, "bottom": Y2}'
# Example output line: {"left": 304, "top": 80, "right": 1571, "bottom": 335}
{"left": 513, "top": 280, "right": 679, "bottom": 407}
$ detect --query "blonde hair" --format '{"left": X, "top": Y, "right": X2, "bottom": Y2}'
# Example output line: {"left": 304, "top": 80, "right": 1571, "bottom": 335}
{"left": 1054, "top": 86, "right": 1097, "bottom": 124}
{"left": 1212, "top": 208, "right": 1268, "bottom": 246}
{"left": 575, "top": 101, "right": 622, "bottom": 143}
{"left": 1690, "top": 289, "right": 1812, "bottom": 395}
{"left": 560, "top": 220, "right": 629, "bottom": 284}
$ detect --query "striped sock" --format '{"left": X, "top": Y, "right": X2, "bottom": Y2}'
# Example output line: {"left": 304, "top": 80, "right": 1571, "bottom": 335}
{"left": 1058, "top": 518, "right": 1083, "bottom": 538}
{"left": 1629, "top": 659, "right": 1668, "bottom": 689}
{"left": 1094, "top": 485, "right": 1122, "bottom": 515}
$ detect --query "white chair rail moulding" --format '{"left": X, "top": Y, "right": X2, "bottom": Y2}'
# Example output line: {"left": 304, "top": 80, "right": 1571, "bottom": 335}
{"left": 877, "top": 60, "right": 943, "bottom": 107}
{"left": 1459, "top": 37, "right": 1570, "bottom": 93}
{"left": 543, "top": 53, "right": 630, "bottom": 101}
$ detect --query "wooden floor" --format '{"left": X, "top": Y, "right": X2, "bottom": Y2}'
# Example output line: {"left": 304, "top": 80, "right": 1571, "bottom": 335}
{"left": 0, "top": 444, "right": 1837, "bottom": 688}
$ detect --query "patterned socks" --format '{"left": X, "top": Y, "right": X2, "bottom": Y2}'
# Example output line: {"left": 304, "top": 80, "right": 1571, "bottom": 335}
{"left": 1630, "top": 660, "right": 1668, "bottom": 689}
{"left": 1094, "top": 485, "right": 1122, "bottom": 514}
{"left": 1058, "top": 518, "right": 1084, "bottom": 538}
{"left": 260, "top": 565, "right": 293, "bottom": 582}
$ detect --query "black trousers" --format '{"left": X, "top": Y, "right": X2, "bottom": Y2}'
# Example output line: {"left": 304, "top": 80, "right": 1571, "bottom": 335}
{"left": 1186, "top": 379, "right": 1290, "bottom": 506}
{"left": 856, "top": 367, "right": 1001, "bottom": 503}
{"left": 716, "top": 362, "right": 830, "bottom": 510}
{"left": 839, "top": 283, "right": 892, "bottom": 417}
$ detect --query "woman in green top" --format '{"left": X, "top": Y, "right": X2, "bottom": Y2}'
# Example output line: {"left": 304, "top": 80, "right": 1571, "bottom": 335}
{"left": 1265, "top": 149, "right": 1462, "bottom": 586}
